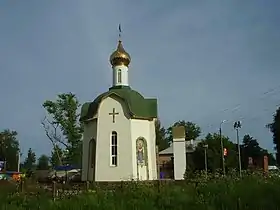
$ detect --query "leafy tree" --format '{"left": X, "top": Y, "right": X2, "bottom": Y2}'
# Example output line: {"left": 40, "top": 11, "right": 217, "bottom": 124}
{"left": 241, "top": 134, "right": 274, "bottom": 169}
{"left": 193, "top": 133, "right": 238, "bottom": 172}
{"left": 37, "top": 154, "right": 50, "bottom": 170}
{"left": 23, "top": 148, "right": 36, "bottom": 169}
{"left": 166, "top": 120, "right": 201, "bottom": 143}
{"left": 0, "top": 130, "right": 20, "bottom": 171}
{"left": 267, "top": 153, "right": 277, "bottom": 165}
{"left": 41, "top": 93, "right": 83, "bottom": 166}
{"left": 155, "top": 120, "right": 169, "bottom": 151}
{"left": 267, "top": 107, "right": 280, "bottom": 164}
{"left": 50, "top": 144, "right": 63, "bottom": 167}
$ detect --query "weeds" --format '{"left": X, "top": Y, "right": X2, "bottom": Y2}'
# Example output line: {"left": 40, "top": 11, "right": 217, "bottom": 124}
{"left": 0, "top": 173, "right": 279, "bottom": 209}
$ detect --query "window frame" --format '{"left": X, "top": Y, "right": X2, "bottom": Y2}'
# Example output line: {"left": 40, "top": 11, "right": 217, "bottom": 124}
{"left": 117, "top": 69, "right": 122, "bottom": 83}
{"left": 110, "top": 131, "right": 118, "bottom": 167}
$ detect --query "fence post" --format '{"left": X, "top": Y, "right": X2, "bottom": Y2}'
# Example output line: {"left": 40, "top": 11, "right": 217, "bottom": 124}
{"left": 86, "top": 181, "right": 90, "bottom": 191}
{"left": 20, "top": 179, "right": 24, "bottom": 193}
{"left": 52, "top": 181, "right": 57, "bottom": 201}
{"left": 156, "top": 180, "right": 161, "bottom": 208}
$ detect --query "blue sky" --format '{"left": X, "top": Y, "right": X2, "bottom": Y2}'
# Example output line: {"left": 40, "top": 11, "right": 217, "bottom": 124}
{"left": 0, "top": 0, "right": 279, "bottom": 157}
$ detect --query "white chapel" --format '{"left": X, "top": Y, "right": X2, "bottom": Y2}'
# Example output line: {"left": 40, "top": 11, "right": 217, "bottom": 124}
{"left": 80, "top": 35, "right": 158, "bottom": 182}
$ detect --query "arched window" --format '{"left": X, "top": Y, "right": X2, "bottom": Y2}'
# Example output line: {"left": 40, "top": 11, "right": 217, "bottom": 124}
{"left": 89, "top": 138, "right": 96, "bottom": 168}
{"left": 117, "top": 69, "right": 122, "bottom": 83}
{"left": 111, "top": 131, "right": 118, "bottom": 166}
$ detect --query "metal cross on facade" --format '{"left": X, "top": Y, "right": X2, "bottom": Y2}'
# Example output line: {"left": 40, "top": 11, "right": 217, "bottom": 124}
{"left": 109, "top": 108, "right": 119, "bottom": 123}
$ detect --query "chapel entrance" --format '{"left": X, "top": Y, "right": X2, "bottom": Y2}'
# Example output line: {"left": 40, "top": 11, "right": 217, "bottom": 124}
{"left": 87, "top": 138, "right": 96, "bottom": 181}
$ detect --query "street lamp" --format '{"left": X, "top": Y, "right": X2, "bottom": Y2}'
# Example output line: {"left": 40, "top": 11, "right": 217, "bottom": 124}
{"left": 203, "top": 144, "right": 208, "bottom": 178}
{"left": 234, "top": 121, "right": 242, "bottom": 177}
{"left": 220, "top": 120, "right": 226, "bottom": 175}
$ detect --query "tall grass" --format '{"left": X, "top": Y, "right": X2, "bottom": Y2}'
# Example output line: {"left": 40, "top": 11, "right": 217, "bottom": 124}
{"left": 1, "top": 173, "right": 280, "bottom": 209}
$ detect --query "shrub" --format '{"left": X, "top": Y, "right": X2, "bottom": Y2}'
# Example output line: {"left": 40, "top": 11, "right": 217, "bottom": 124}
{"left": 1, "top": 174, "right": 280, "bottom": 209}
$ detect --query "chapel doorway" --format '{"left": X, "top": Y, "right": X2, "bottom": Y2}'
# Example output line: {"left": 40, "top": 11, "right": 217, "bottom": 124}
{"left": 87, "top": 138, "right": 96, "bottom": 181}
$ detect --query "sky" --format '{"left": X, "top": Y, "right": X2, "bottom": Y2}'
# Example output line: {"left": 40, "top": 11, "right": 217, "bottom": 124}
{"left": 0, "top": 0, "right": 279, "bottom": 158}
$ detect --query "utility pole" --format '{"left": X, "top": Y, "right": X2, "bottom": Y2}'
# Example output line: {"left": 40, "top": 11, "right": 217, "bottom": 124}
{"left": 220, "top": 120, "right": 226, "bottom": 175}
{"left": 203, "top": 144, "right": 208, "bottom": 178}
{"left": 17, "top": 150, "right": 21, "bottom": 172}
{"left": 234, "top": 121, "right": 242, "bottom": 177}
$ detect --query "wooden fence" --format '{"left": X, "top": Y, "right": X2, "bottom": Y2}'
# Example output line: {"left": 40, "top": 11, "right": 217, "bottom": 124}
{"left": 12, "top": 179, "right": 190, "bottom": 200}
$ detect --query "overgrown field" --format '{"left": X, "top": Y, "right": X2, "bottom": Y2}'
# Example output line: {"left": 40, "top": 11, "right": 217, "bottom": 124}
{"left": 1, "top": 174, "right": 280, "bottom": 210}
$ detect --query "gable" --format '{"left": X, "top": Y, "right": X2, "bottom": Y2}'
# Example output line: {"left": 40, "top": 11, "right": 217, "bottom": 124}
{"left": 98, "top": 95, "right": 131, "bottom": 120}
{"left": 80, "top": 86, "right": 157, "bottom": 122}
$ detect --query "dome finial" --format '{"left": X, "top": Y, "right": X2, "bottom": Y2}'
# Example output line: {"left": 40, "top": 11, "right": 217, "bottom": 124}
{"left": 109, "top": 24, "right": 131, "bottom": 67}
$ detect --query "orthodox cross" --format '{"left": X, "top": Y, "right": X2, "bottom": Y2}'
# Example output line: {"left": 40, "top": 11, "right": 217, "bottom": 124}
{"left": 109, "top": 108, "right": 119, "bottom": 123}
{"left": 118, "top": 23, "right": 122, "bottom": 40}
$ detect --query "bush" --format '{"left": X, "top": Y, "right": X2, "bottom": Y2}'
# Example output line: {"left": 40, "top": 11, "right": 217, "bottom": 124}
{"left": 1, "top": 175, "right": 280, "bottom": 209}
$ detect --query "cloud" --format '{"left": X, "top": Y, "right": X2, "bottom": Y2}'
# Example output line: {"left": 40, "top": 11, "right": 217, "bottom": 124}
{"left": 0, "top": 0, "right": 279, "bottom": 156}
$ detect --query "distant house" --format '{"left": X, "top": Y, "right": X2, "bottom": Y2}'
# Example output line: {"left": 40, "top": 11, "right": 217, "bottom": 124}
{"left": 158, "top": 140, "right": 201, "bottom": 165}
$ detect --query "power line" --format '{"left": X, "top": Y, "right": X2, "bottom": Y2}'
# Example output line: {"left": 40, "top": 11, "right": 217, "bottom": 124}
{"left": 195, "top": 84, "right": 280, "bottom": 128}
{"left": 165, "top": 84, "right": 280, "bottom": 142}
{"left": 199, "top": 101, "right": 280, "bottom": 136}
{"left": 198, "top": 84, "right": 280, "bottom": 122}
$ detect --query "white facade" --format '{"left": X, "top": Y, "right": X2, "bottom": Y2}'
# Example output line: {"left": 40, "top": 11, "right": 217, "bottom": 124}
{"left": 112, "top": 65, "right": 129, "bottom": 86}
{"left": 81, "top": 96, "right": 157, "bottom": 182}
{"left": 173, "top": 137, "right": 186, "bottom": 180}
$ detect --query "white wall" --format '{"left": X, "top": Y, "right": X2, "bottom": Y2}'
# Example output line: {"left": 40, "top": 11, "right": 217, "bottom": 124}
{"left": 81, "top": 119, "right": 97, "bottom": 181}
{"left": 130, "top": 119, "right": 157, "bottom": 180}
{"left": 149, "top": 119, "right": 158, "bottom": 179}
{"left": 173, "top": 137, "right": 186, "bottom": 180}
{"left": 95, "top": 96, "right": 133, "bottom": 181}
{"left": 112, "top": 65, "right": 129, "bottom": 86}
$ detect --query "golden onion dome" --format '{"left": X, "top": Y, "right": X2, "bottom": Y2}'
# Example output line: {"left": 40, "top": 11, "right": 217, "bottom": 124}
{"left": 110, "top": 40, "right": 131, "bottom": 67}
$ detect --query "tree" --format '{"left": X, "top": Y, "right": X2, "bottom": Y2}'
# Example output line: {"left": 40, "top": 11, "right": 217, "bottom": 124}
{"left": 23, "top": 148, "right": 36, "bottom": 169}
{"left": 166, "top": 120, "right": 201, "bottom": 143}
{"left": 0, "top": 130, "right": 20, "bottom": 171}
{"left": 41, "top": 93, "right": 83, "bottom": 166}
{"left": 241, "top": 134, "right": 274, "bottom": 169}
{"left": 267, "top": 107, "right": 280, "bottom": 164}
{"left": 267, "top": 153, "right": 277, "bottom": 165}
{"left": 50, "top": 144, "right": 63, "bottom": 167}
{"left": 37, "top": 155, "right": 49, "bottom": 170}
{"left": 193, "top": 133, "right": 238, "bottom": 172}
{"left": 155, "top": 120, "right": 169, "bottom": 151}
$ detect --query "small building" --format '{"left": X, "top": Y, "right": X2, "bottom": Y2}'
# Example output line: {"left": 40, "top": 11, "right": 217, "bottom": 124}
{"left": 80, "top": 35, "right": 158, "bottom": 182}
{"left": 158, "top": 140, "right": 201, "bottom": 178}
{"left": 158, "top": 140, "right": 201, "bottom": 164}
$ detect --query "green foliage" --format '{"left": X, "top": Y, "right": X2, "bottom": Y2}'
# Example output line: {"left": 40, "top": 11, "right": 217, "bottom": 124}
{"left": 0, "top": 129, "right": 20, "bottom": 171}
{"left": 267, "top": 153, "right": 277, "bottom": 165}
{"left": 1, "top": 175, "right": 280, "bottom": 209}
{"left": 267, "top": 107, "right": 280, "bottom": 164}
{"left": 241, "top": 134, "right": 270, "bottom": 169}
{"left": 23, "top": 148, "right": 36, "bottom": 170}
{"left": 167, "top": 120, "right": 201, "bottom": 143}
{"left": 194, "top": 133, "right": 238, "bottom": 171}
{"left": 37, "top": 155, "right": 49, "bottom": 170}
{"left": 155, "top": 120, "right": 169, "bottom": 151}
{"left": 42, "top": 93, "right": 83, "bottom": 166}
{"left": 50, "top": 145, "right": 63, "bottom": 167}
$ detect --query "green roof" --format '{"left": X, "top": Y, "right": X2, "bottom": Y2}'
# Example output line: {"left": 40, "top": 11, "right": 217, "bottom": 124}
{"left": 80, "top": 86, "right": 157, "bottom": 122}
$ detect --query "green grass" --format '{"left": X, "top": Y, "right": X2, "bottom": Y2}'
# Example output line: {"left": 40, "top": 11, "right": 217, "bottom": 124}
{"left": 1, "top": 174, "right": 280, "bottom": 210}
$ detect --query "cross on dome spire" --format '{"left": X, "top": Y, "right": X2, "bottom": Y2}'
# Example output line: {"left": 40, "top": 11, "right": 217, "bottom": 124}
{"left": 118, "top": 23, "right": 122, "bottom": 41}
